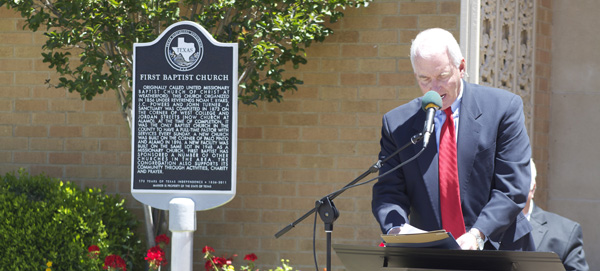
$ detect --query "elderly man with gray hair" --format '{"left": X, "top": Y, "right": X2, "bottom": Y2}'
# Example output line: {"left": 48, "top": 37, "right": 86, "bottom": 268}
{"left": 524, "top": 159, "right": 589, "bottom": 271}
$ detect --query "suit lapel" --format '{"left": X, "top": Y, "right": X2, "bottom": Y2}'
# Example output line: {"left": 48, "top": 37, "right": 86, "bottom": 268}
{"left": 456, "top": 82, "right": 482, "bottom": 198}
{"left": 530, "top": 204, "right": 548, "bottom": 249}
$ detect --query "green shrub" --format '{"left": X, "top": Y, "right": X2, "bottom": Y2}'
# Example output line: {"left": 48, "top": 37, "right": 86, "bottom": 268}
{"left": 0, "top": 169, "right": 145, "bottom": 270}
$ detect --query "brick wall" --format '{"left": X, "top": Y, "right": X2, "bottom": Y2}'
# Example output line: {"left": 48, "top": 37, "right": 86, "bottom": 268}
{"left": 0, "top": 0, "right": 552, "bottom": 270}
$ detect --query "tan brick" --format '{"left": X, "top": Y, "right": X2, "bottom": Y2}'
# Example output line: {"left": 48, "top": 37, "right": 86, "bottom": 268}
{"left": 50, "top": 99, "right": 84, "bottom": 112}
{"left": 0, "top": 112, "right": 29, "bottom": 124}
{"left": 99, "top": 139, "right": 130, "bottom": 152}
{"left": 302, "top": 100, "right": 339, "bottom": 112}
{"left": 65, "top": 165, "right": 100, "bottom": 179}
{"left": 0, "top": 59, "right": 33, "bottom": 71}
{"left": 319, "top": 113, "right": 356, "bottom": 126}
{"left": 356, "top": 141, "right": 380, "bottom": 155}
{"left": 102, "top": 112, "right": 128, "bottom": 126}
{"left": 30, "top": 138, "right": 64, "bottom": 151}
{"left": 362, "top": 2, "right": 399, "bottom": 15}
{"left": 329, "top": 30, "right": 359, "bottom": 43}
{"left": 224, "top": 209, "right": 261, "bottom": 223}
{"left": 99, "top": 166, "right": 129, "bottom": 179}
{"left": 32, "top": 86, "right": 67, "bottom": 99}
{"left": 379, "top": 72, "right": 415, "bottom": 86}
{"left": 379, "top": 44, "right": 411, "bottom": 58}
{"left": 360, "top": 59, "right": 397, "bottom": 72}
{"left": 281, "top": 113, "right": 318, "bottom": 126}
{"left": 303, "top": 72, "right": 339, "bottom": 86}
{"left": 84, "top": 153, "right": 119, "bottom": 165}
{"left": 0, "top": 33, "right": 32, "bottom": 45}
{"left": 341, "top": 100, "right": 378, "bottom": 113}
{"left": 301, "top": 127, "right": 338, "bottom": 141}
{"left": 264, "top": 100, "right": 302, "bottom": 112}
{"left": 0, "top": 125, "right": 11, "bottom": 136}
{"left": 297, "top": 183, "right": 334, "bottom": 197}
{"left": 246, "top": 113, "right": 281, "bottom": 126}
{"left": 50, "top": 126, "right": 82, "bottom": 137}
{"left": 15, "top": 99, "right": 47, "bottom": 111}
{"left": 14, "top": 45, "right": 44, "bottom": 58}
{"left": 67, "top": 112, "right": 102, "bottom": 125}
{"left": 0, "top": 46, "right": 13, "bottom": 58}
{"left": 340, "top": 73, "right": 377, "bottom": 86}
{"left": 65, "top": 139, "right": 98, "bottom": 151}
{"left": 49, "top": 152, "right": 82, "bottom": 164}
{"left": 262, "top": 155, "right": 298, "bottom": 168}
{"left": 0, "top": 86, "right": 31, "bottom": 98}
{"left": 14, "top": 152, "right": 46, "bottom": 164}
{"left": 358, "top": 86, "right": 397, "bottom": 100}
{"left": 361, "top": 30, "right": 398, "bottom": 44}
{"left": 15, "top": 71, "right": 50, "bottom": 85}
{"left": 343, "top": 16, "right": 381, "bottom": 29}
{"left": 320, "top": 142, "right": 356, "bottom": 155}
{"left": 419, "top": 16, "right": 459, "bottom": 29}
{"left": 85, "top": 126, "right": 119, "bottom": 138}
{"left": 32, "top": 113, "right": 65, "bottom": 125}
{"left": 305, "top": 44, "right": 340, "bottom": 58}
{"left": 337, "top": 156, "right": 375, "bottom": 169}
{"left": 85, "top": 99, "right": 119, "bottom": 112}
{"left": 281, "top": 169, "right": 318, "bottom": 182}
{"left": 382, "top": 16, "right": 418, "bottom": 29}
{"left": 264, "top": 127, "right": 300, "bottom": 140}
{"left": 299, "top": 155, "right": 335, "bottom": 169}
{"left": 341, "top": 44, "right": 378, "bottom": 58}
{"left": 339, "top": 127, "right": 378, "bottom": 141}
{"left": 262, "top": 210, "right": 299, "bottom": 223}
{"left": 441, "top": 1, "right": 460, "bottom": 14}
{"left": 282, "top": 142, "right": 319, "bottom": 154}
{"left": 320, "top": 86, "right": 358, "bottom": 100}
{"left": 238, "top": 127, "right": 262, "bottom": 139}
{"left": 30, "top": 165, "right": 63, "bottom": 177}
{"left": 0, "top": 72, "right": 13, "bottom": 85}
{"left": 321, "top": 59, "right": 358, "bottom": 72}
{"left": 14, "top": 126, "right": 47, "bottom": 137}
{"left": 400, "top": 2, "right": 437, "bottom": 15}
{"left": 243, "top": 141, "right": 280, "bottom": 154}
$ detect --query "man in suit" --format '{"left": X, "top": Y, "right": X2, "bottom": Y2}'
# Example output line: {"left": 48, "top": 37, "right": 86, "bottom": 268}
{"left": 524, "top": 160, "right": 589, "bottom": 270}
{"left": 372, "top": 28, "right": 534, "bottom": 250}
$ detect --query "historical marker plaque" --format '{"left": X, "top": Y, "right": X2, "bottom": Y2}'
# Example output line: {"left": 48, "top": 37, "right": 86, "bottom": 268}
{"left": 131, "top": 21, "right": 238, "bottom": 210}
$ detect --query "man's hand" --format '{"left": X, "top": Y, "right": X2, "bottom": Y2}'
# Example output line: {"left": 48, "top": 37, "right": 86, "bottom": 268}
{"left": 456, "top": 232, "right": 478, "bottom": 250}
{"left": 456, "top": 228, "right": 484, "bottom": 250}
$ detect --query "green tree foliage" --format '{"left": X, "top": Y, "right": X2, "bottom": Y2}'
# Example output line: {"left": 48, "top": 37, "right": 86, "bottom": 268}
{"left": 0, "top": 0, "right": 371, "bottom": 119}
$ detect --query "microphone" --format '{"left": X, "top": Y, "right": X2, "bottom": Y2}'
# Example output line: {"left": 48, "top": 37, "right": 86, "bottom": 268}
{"left": 421, "top": 91, "right": 442, "bottom": 148}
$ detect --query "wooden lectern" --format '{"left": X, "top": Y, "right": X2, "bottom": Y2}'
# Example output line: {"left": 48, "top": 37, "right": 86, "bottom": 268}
{"left": 333, "top": 244, "right": 565, "bottom": 271}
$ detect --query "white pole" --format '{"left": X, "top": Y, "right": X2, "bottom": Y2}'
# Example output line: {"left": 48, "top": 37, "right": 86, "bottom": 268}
{"left": 169, "top": 198, "right": 196, "bottom": 271}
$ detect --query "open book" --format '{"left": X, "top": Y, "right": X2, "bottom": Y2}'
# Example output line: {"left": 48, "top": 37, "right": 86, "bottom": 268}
{"left": 380, "top": 224, "right": 460, "bottom": 249}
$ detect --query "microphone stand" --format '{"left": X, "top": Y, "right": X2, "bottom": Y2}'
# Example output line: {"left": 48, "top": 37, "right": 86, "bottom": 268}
{"left": 274, "top": 132, "right": 427, "bottom": 271}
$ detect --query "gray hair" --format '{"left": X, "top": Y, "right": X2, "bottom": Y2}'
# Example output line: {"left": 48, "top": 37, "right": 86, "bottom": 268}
{"left": 410, "top": 28, "right": 464, "bottom": 71}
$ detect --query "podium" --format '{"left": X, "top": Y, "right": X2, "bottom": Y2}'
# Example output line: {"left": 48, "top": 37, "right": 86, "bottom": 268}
{"left": 333, "top": 244, "right": 565, "bottom": 271}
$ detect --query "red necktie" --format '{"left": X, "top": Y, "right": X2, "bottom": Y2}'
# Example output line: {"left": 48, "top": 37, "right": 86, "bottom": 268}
{"left": 439, "top": 108, "right": 465, "bottom": 238}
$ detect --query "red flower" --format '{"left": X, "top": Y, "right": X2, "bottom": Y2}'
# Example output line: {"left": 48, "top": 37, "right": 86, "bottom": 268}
{"left": 88, "top": 245, "right": 101, "bottom": 259}
{"left": 145, "top": 245, "right": 167, "bottom": 269}
{"left": 244, "top": 253, "right": 257, "bottom": 262}
{"left": 202, "top": 246, "right": 215, "bottom": 254}
{"left": 155, "top": 234, "right": 170, "bottom": 246}
{"left": 103, "top": 254, "right": 127, "bottom": 271}
{"left": 88, "top": 245, "right": 100, "bottom": 253}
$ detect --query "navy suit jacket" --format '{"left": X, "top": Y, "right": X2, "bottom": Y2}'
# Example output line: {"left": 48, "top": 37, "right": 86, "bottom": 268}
{"left": 372, "top": 82, "right": 533, "bottom": 250}
{"left": 531, "top": 204, "right": 589, "bottom": 271}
